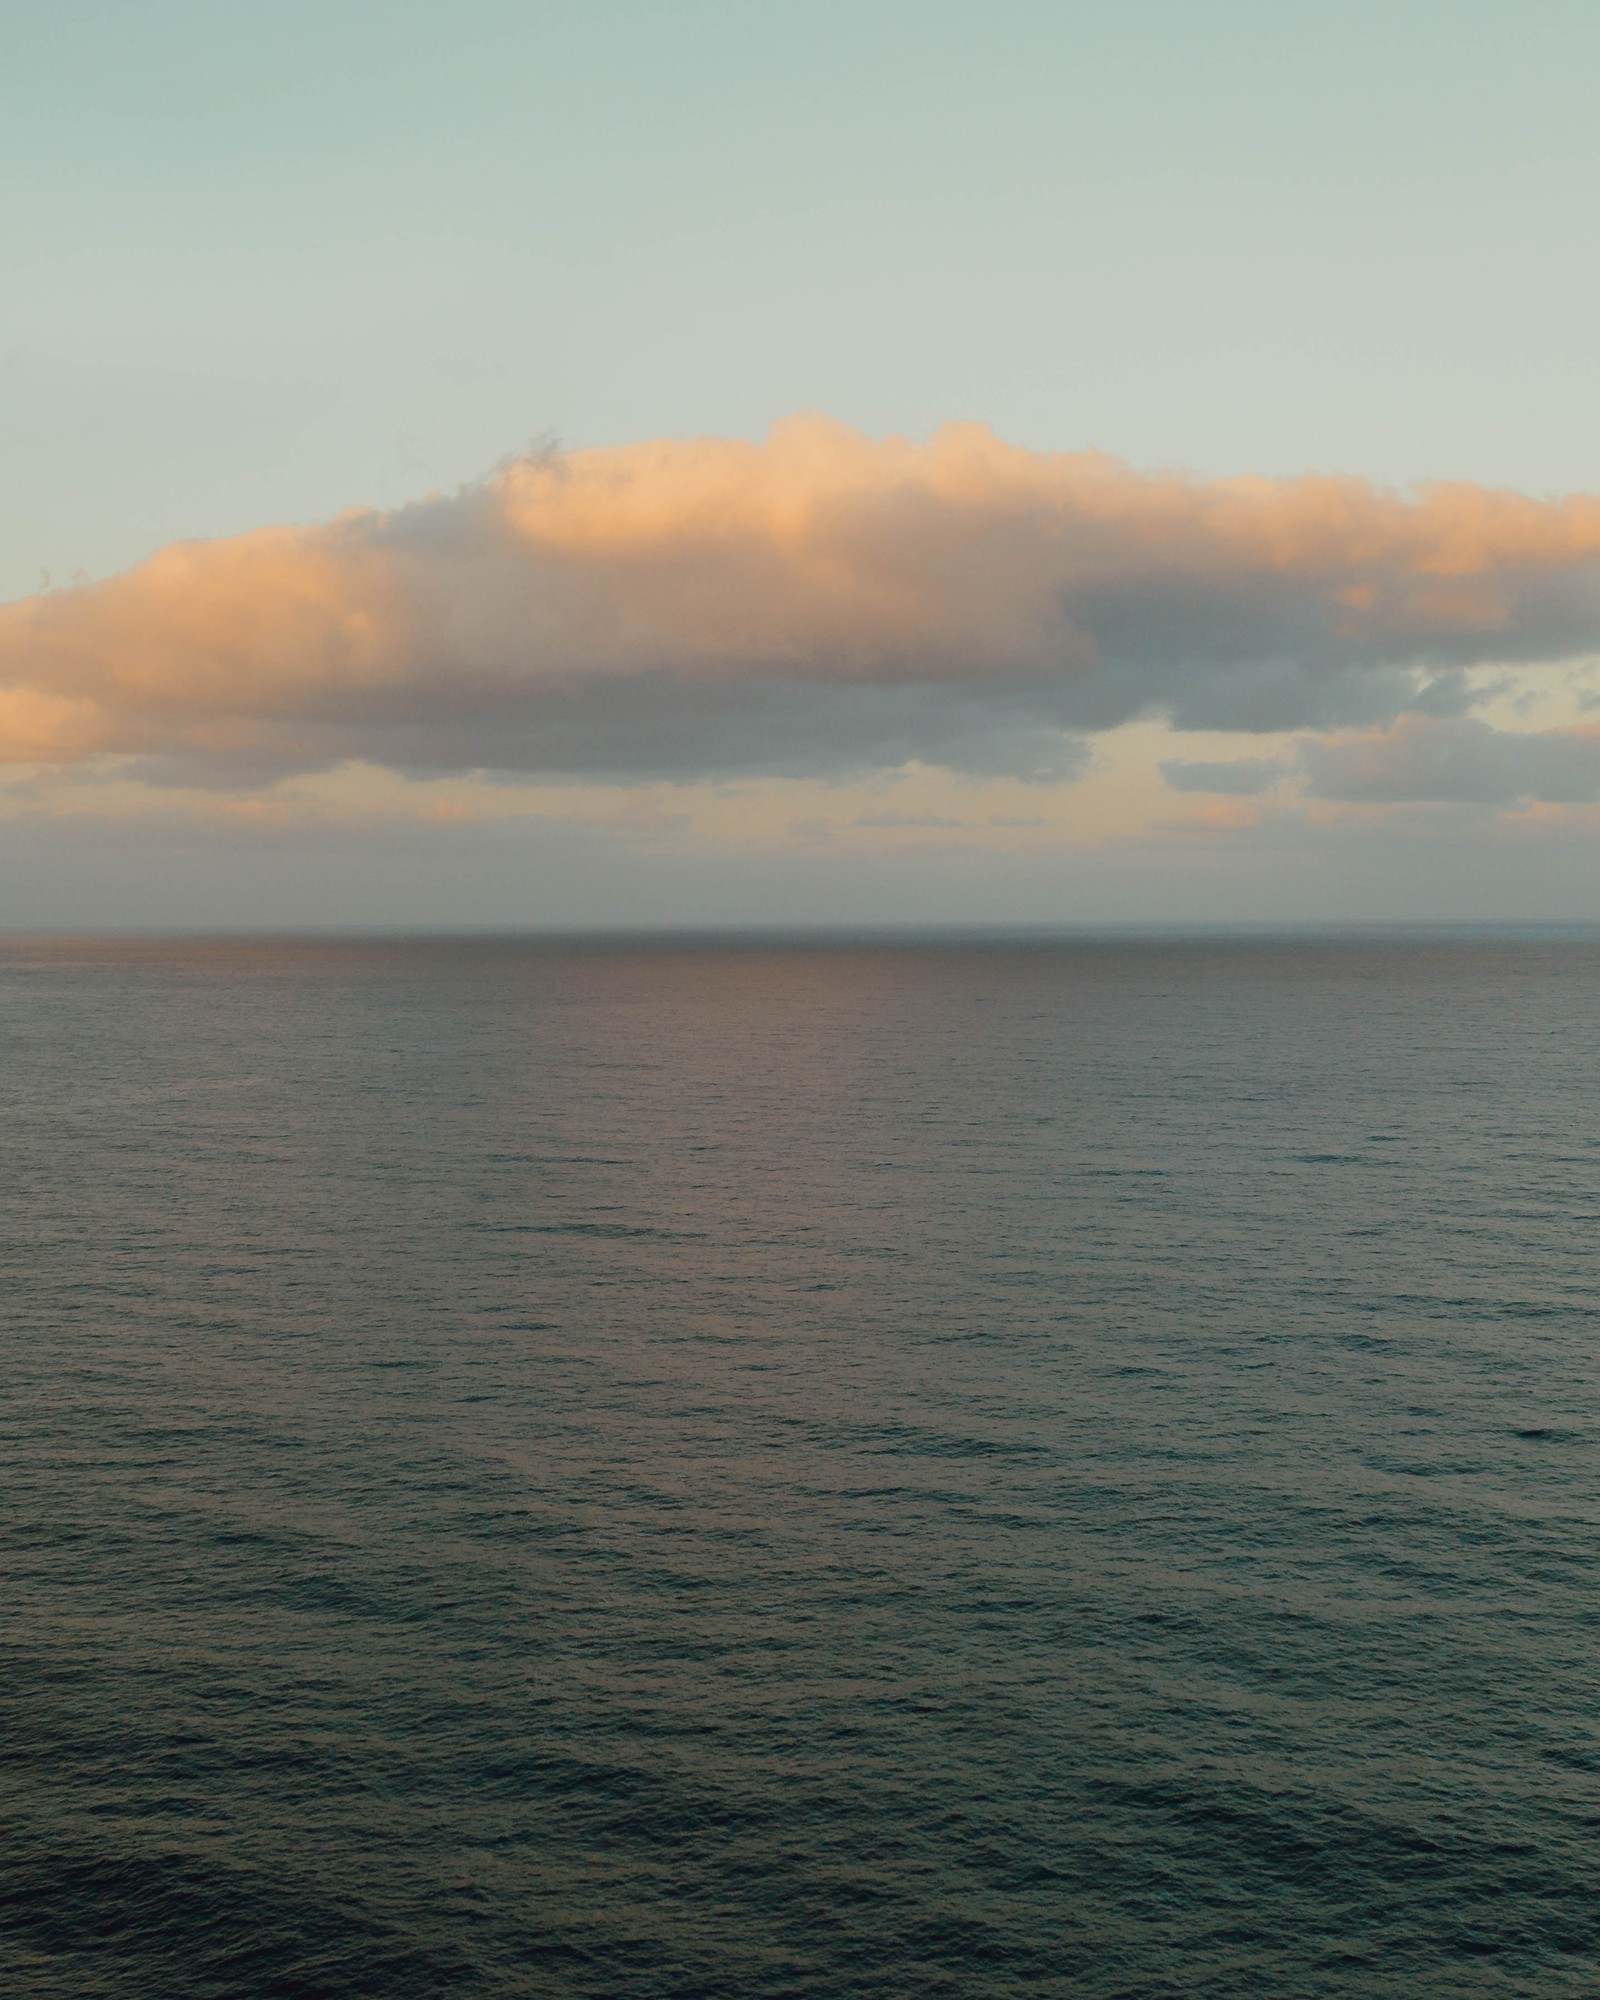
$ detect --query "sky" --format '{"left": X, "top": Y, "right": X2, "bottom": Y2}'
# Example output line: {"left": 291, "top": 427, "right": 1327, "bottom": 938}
{"left": 5, "top": 0, "right": 1600, "bottom": 927}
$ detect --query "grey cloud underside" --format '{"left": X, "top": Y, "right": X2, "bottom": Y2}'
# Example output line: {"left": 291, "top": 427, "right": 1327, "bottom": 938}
{"left": 103, "top": 660, "right": 1537, "bottom": 790}
{"left": 124, "top": 678, "right": 1097, "bottom": 788}
{"left": 1301, "top": 718, "right": 1600, "bottom": 804}
{"left": 1160, "top": 717, "right": 1600, "bottom": 805}
{"left": 180, "top": 566, "right": 1549, "bottom": 783}
{"left": 123, "top": 657, "right": 1467, "bottom": 790}
{"left": 1160, "top": 757, "right": 1289, "bottom": 796}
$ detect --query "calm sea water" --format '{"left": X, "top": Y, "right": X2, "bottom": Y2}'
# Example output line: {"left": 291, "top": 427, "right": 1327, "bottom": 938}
{"left": 2, "top": 934, "right": 1599, "bottom": 1998}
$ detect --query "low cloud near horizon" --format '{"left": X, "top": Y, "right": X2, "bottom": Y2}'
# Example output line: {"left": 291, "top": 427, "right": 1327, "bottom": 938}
{"left": 5, "top": 417, "right": 1600, "bottom": 923}
{"left": 6, "top": 415, "right": 1600, "bottom": 788}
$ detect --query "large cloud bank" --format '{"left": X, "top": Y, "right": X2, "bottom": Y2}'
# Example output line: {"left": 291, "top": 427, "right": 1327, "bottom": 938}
{"left": 6, "top": 416, "right": 1600, "bottom": 784}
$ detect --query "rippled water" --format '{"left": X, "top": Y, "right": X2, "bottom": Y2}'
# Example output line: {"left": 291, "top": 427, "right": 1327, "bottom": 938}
{"left": 3, "top": 934, "right": 1599, "bottom": 1997}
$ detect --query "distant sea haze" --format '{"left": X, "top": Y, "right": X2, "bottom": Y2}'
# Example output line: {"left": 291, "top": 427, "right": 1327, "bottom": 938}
{"left": 3, "top": 934, "right": 1597, "bottom": 1998}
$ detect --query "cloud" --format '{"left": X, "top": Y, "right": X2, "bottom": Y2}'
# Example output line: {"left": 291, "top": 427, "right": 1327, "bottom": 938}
{"left": 1160, "top": 756, "right": 1288, "bottom": 795}
{"left": 6, "top": 415, "right": 1600, "bottom": 784}
{"left": 1301, "top": 715, "right": 1600, "bottom": 804}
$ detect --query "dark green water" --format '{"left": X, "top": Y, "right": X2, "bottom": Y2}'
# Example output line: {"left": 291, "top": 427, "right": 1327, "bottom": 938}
{"left": 2, "top": 935, "right": 1598, "bottom": 1997}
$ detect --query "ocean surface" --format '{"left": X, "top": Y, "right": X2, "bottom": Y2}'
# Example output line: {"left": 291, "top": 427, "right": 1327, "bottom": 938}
{"left": 3, "top": 932, "right": 1599, "bottom": 1999}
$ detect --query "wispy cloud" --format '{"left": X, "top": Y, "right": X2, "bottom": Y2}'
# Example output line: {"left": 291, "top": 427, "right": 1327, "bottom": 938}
{"left": 6, "top": 416, "right": 1600, "bottom": 787}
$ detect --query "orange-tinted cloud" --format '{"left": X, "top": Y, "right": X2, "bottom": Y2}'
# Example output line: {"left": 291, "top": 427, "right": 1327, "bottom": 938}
{"left": 5, "top": 416, "right": 1600, "bottom": 783}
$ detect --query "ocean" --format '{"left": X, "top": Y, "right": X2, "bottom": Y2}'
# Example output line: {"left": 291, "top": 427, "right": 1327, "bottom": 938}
{"left": 2, "top": 933, "right": 1597, "bottom": 1997}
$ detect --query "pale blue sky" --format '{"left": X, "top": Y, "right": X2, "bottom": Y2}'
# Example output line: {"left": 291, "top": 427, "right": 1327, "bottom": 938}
{"left": 6, "top": 0, "right": 1600, "bottom": 603}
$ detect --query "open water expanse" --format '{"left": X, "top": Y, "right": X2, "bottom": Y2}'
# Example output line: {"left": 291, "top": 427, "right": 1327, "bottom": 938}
{"left": 2, "top": 932, "right": 1599, "bottom": 1998}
